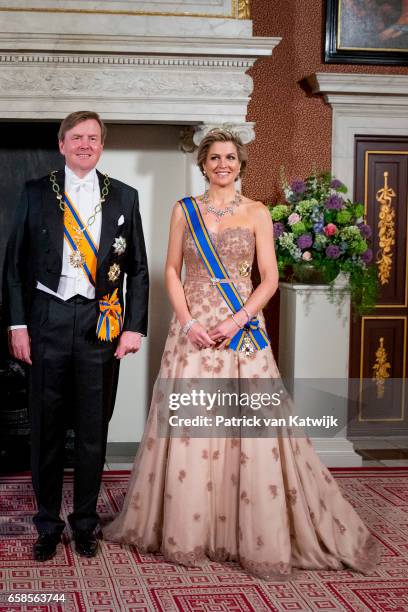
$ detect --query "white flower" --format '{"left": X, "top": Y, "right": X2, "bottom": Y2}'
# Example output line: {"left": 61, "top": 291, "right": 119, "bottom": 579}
{"left": 113, "top": 236, "right": 126, "bottom": 256}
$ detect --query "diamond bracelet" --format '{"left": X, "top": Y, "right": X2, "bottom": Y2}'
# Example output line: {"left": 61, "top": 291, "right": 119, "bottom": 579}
{"left": 181, "top": 318, "right": 197, "bottom": 335}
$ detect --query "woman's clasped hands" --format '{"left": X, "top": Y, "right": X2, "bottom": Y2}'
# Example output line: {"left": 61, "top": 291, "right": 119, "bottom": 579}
{"left": 208, "top": 317, "right": 238, "bottom": 350}
{"left": 186, "top": 321, "right": 215, "bottom": 350}
{"left": 209, "top": 308, "right": 249, "bottom": 349}
{"left": 187, "top": 309, "right": 249, "bottom": 350}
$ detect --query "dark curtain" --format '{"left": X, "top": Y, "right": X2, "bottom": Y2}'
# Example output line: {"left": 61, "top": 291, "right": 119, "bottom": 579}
{"left": 0, "top": 122, "right": 63, "bottom": 473}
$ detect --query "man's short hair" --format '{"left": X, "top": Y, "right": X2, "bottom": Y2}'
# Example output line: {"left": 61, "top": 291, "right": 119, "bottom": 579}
{"left": 58, "top": 111, "right": 107, "bottom": 143}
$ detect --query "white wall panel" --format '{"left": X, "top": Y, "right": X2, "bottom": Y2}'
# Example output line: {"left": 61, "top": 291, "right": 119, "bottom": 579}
{"left": 101, "top": 124, "right": 187, "bottom": 442}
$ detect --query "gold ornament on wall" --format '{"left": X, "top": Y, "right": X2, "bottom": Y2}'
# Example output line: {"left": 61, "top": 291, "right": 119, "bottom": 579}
{"left": 372, "top": 336, "right": 391, "bottom": 399}
{"left": 238, "top": 0, "right": 251, "bottom": 19}
{"left": 375, "top": 171, "right": 396, "bottom": 286}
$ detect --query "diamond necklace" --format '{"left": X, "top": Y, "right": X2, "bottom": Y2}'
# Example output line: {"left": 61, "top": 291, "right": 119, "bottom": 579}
{"left": 202, "top": 190, "right": 242, "bottom": 223}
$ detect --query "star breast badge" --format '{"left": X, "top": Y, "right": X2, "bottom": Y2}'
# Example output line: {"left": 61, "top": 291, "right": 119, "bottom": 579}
{"left": 69, "top": 250, "right": 85, "bottom": 269}
{"left": 108, "top": 263, "right": 121, "bottom": 282}
{"left": 113, "top": 236, "right": 127, "bottom": 256}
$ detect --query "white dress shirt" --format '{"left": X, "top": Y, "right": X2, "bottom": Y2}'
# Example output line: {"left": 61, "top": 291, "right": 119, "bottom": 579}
{"left": 10, "top": 166, "right": 101, "bottom": 330}
{"left": 37, "top": 165, "right": 102, "bottom": 300}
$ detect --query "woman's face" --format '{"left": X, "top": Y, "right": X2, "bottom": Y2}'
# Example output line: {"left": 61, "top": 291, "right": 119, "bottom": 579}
{"left": 202, "top": 141, "right": 241, "bottom": 188}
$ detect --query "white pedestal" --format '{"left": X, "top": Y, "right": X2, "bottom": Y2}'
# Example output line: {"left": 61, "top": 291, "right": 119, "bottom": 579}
{"left": 278, "top": 280, "right": 362, "bottom": 467}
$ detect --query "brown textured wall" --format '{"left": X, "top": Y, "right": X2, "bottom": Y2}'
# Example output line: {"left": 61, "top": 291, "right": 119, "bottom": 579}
{"left": 245, "top": 0, "right": 408, "bottom": 202}
{"left": 245, "top": 0, "right": 408, "bottom": 355}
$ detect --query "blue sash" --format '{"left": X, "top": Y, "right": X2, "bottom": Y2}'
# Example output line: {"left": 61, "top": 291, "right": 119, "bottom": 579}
{"left": 180, "top": 196, "right": 269, "bottom": 353}
{"left": 63, "top": 193, "right": 98, "bottom": 286}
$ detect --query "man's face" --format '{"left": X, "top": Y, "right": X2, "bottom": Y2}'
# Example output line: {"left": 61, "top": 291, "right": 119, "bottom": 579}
{"left": 59, "top": 119, "right": 104, "bottom": 178}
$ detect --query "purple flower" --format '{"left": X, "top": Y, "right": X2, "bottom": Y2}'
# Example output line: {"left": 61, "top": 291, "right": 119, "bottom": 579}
{"left": 297, "top": 234, "right": 313, "bottom": 249}
{"left": 290, "top": 179, "right": 307, "bottom": 194}
{"left": 273, "top": 222, "right": 285, "bottom": 238}
{"left": 361, "top": 248, "right": 373, "bottom": 264}
{"left": 326, "top": 245, "right": 341, "bottom": 259}
{"left": 313, "top": 222, "right": 324, "bottom": 234}
{"left": 358, "top": 223, "right": 372, "bottom": 239}
{"left": 330, "top": 179, "right": 344, "bottom": 190}
{"left": 325, "top": 194, "right": 344, "bottom": 210}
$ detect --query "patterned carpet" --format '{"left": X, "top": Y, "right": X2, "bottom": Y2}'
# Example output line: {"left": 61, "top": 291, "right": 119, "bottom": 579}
{"left": 0, "top": 468, "right": 407, "bottom": 611}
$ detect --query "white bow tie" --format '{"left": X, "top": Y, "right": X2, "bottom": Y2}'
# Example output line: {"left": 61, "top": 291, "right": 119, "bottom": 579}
{"left": 70, "top": 176, "right": 94, "bottom": 192}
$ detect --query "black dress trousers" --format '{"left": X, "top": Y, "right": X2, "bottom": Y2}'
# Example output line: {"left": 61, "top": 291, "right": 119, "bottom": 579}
{"left": 29, "top": 289, "right": 118, "bottom": 536}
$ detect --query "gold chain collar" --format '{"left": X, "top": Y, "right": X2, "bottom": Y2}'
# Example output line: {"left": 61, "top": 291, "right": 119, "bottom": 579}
{"left": 49, "top": 170, "right": 110, "bottom": 231}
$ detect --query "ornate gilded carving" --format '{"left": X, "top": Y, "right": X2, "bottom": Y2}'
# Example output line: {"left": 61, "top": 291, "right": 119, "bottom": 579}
{"left": 238, "top": 0, "right": 251, "bottom": 19}
{"left": 375, "top": 171, "right": 396, "bottom": 285}
{"left": 372, "top": 337, "right": 391, "bottom": 398}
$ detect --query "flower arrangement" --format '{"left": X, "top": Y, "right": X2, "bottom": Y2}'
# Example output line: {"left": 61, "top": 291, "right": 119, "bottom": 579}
{"left": 269, "top": 171, "right": 377, "bottom": 314}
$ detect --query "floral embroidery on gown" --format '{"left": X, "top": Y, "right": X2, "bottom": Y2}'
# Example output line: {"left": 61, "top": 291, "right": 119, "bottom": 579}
{"left": 103, "top": 222, "right": 378, "bottom": 579}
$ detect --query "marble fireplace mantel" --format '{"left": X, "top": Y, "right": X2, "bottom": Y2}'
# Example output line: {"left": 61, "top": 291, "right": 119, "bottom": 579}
{"left": 0, "top": 2, "right": 280, "bottom": 133}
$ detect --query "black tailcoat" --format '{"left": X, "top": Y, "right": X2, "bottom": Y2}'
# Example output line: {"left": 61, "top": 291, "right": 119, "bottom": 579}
{"left": 3, "top": 169, "right": 149, "bottom": 334}
{"left": 2, "top": 168, "right": 149, "bottom": 535}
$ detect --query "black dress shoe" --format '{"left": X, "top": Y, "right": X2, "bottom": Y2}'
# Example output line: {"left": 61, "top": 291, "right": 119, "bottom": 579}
{"left": 73, "top": 530, "right": 98, "bottom": 557}
{"left": 33, "top": 533, "right": 60, "bottom": 562}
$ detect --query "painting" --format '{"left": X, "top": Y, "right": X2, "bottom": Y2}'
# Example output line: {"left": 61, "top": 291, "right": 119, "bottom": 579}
{"left": 325, "top": 0, "right": 408, "bottom": 65}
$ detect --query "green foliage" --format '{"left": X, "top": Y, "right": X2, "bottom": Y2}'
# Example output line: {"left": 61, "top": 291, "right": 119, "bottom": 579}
{"left": 268, "top": 171, "right": 378, "bottom": 313}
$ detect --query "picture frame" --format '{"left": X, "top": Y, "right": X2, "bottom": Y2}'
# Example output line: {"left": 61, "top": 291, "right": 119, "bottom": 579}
{"left": 325, "top": 0, "right": 408, "bottom": 65}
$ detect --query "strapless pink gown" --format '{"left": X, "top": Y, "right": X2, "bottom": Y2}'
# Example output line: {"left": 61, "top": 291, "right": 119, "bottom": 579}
{"left": 103, "top": 225, "right": 377, "bottom": 579}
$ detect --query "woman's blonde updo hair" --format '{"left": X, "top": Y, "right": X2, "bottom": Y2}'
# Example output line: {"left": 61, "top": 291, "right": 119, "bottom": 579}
{"left": 196, "top": 128, "right": 248, "bottom": 179}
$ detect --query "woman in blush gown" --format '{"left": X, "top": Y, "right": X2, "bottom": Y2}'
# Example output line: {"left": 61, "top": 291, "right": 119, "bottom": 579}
{"left": 103, "top": 128, "right": 377, "bottom": 579}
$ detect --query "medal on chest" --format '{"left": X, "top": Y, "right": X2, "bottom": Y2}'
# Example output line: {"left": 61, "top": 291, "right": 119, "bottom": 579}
{"left": 49, "top": 170, "right": 110, "bottom": 278}
{"left": 69, "top": 250, "right": 86, "bottom": 268}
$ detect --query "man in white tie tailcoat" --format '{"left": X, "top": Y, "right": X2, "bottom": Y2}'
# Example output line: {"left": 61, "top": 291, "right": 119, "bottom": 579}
{"left": 3, "top": 111, "right": 149, "bottom": 561}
